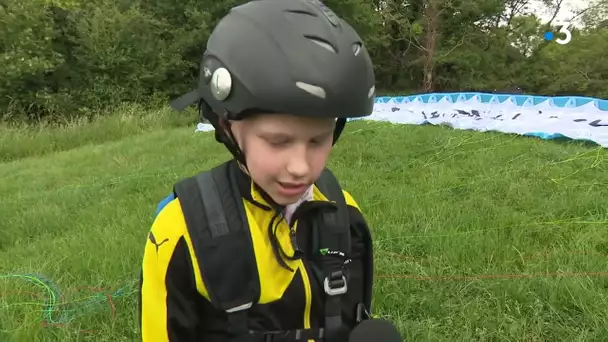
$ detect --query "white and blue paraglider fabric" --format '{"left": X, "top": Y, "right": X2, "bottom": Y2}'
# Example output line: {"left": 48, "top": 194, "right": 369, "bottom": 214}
{"left": 195, "top": 92, "right": 608, "bottom": 148}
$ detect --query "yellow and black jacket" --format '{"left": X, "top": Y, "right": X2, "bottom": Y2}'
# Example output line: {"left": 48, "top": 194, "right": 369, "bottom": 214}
{"left": 138, "top": 160, "right": 374, "bottom": 341}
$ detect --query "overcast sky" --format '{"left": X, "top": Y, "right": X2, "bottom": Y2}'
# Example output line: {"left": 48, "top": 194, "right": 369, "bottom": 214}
{"left": 531, "top": 0, "right": 588, "bottom": 25}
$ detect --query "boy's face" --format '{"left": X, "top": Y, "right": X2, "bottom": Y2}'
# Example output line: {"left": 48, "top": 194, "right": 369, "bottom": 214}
{"left": 230, "top": 113, "right": 336, "bottom": 205}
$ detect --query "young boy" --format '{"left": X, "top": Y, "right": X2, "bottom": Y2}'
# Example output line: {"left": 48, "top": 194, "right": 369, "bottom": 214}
{"left": 138, "top": 0, "right": 376, "bottom": 341}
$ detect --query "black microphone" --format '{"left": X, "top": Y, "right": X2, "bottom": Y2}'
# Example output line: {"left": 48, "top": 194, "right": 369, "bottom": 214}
{"left": 348, "top": 318, "right": 403, "bottom": 342}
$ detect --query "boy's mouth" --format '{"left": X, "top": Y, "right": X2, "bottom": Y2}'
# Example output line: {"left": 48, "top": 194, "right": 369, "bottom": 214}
{"left": 276, "top": 181, "right": 309, "bottom": 196}
{"left": 278, "top": 181, "right": 307, "bottom": 188}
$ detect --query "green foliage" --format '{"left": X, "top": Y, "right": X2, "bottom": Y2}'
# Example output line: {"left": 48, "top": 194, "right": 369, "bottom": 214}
{"left": 0, "top": 0, "right": 606, "bottom": 122}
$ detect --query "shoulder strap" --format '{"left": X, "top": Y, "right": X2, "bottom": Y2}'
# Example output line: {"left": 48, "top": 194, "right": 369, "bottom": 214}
{"left": 318, "top": 169, "right": 373, "bottom": 314}
{"left": 314, "top": 168, "right": 351, "bottom": 254}
{"left": 173, "top": 161, "right": 260, "bottom": 315}
{"left": 312, "top": 168, "right": 354, "bottom": 341}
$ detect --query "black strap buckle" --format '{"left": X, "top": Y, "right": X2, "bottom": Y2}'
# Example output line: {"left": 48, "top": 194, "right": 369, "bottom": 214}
{"left": 355, "top": 302, "right": 371, "bottom": 323}
{"left": 324, "top": 270, "right": 347, "bottom": 296}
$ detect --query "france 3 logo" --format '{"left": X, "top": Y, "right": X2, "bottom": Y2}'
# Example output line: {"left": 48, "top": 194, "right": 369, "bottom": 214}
{"left": 543, "top": 22, "right": 572, "bottom": 45}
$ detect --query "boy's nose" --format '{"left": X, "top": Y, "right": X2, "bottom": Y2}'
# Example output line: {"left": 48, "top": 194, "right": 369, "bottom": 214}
{"left": 286, "top": 147, "right": 310, "bottom": 179}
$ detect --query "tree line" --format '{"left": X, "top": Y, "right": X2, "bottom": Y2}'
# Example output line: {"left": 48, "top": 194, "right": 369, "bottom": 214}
{"left": 1, "top": 0, "right": 607, "bottom": 123}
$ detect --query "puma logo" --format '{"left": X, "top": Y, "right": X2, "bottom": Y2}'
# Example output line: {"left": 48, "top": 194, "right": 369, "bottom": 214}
{"left": 148, "top": 232, "right": 169, "bottom": 253}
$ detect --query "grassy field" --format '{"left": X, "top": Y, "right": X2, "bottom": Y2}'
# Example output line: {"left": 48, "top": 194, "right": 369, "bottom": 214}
{"left": 1, "top": 107, "right": 608, "bottom": 341}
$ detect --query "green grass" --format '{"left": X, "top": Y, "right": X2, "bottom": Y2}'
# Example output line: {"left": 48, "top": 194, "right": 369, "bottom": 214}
{"left": 1, "top": 107, "right": 608, "bottom": 341}
{"left": 0, "top": 103, "right": 199, "bottom": 163}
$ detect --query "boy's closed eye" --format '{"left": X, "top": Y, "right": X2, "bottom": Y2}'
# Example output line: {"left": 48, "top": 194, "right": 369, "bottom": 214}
{"left": 261, "top": 131, "right": 333, "bottom": 147}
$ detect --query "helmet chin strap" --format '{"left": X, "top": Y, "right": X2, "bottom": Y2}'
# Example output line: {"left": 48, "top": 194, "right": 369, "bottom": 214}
{"left": 215, "top": 117, "right": 248, "bottom": 169}
{"left": 333, "top": 118, "right": 347, "bottom": 145}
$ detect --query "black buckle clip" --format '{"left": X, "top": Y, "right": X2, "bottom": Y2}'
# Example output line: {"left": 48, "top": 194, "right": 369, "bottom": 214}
{"left": 323, "top": 270, "right": 347, "bottom": 296}
{"left": 355, "top": 303, "right": 371, "bottom": 323}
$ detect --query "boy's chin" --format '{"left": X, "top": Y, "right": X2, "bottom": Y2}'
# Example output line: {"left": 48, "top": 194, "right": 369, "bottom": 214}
{"left": 268, "top": 192, "right": 302, "bottom": 206}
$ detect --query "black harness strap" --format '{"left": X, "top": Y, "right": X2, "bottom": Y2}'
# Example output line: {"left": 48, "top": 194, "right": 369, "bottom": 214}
{"left": 254, "top": 328, "right": 324, "bottom": 342}
{"left": 316, "top": 169, "right": 374, "bottom": 322}
{"left": 173, "top": 163, "right": 367, "bottom": 341}
{"left": 174, "top": 161, "right": 260, "bottom": 340}
{"left": 312, "top": 169, "right": 352, "bottom": 342}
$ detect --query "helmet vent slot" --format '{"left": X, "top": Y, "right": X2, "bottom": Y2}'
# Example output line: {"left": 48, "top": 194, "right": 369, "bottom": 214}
{"left": 295, "top": 82, "right": 326, "bottom": 99}
{"left": 304, "top": 35, "right": 336, "bottom": 53}
{"left": 285, "top": 9, "right": 318, "bottom": 17}
{"left": 352, "top": 42, "right": 362, "bottom": 56}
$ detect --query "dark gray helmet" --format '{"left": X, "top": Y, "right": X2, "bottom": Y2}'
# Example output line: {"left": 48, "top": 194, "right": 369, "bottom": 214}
{"left": 170, "top": 0, "right": 376, "bottom": 121}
